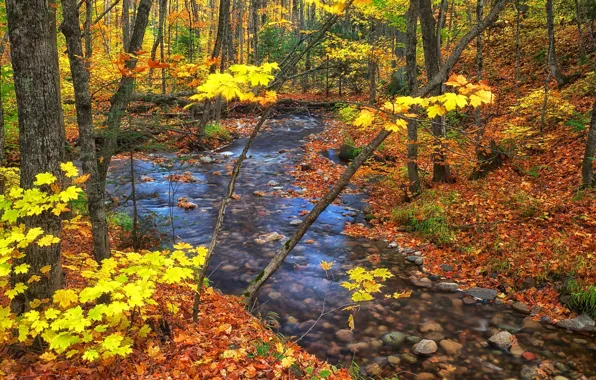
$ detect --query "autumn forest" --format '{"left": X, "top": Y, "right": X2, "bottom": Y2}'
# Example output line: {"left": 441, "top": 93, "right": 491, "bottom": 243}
{"left": 0, "top": 0, "right": 595, "bottom": 378}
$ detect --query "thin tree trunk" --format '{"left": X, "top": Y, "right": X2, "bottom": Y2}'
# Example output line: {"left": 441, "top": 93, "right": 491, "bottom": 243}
{"left": 546, "top": 0, "right": 567, "bottom": 86}
{"left": 242, "top": 0, "right": 510, "bottom": 307}
{"left": 6, "top": 0, "right": 65, "bottom": 314}
{"left": 475, "top": 0, "right": 484, "bottom": 155}
{"left": 61, "top": 0, "right": 111, "bottom": 263}
{"left": 0, "top": 32, "right": 9, "bottom": 165}
{"left": 85, "top": 0, "right": 93, "bottom": 69}
{"left": 406, "top": 0, "right": 421, "bottom": 195}
{"left": 368, "top": 18, "right": 376, "bottom": 105}
{"left": 515, "top": 0, "right": 521, "bottom": 96}
{"left": 582, "top": 99, "right": 596, "bottom": 187}
{"left": 122, "top": 0, "right": 131, "bottom": 50}
{"left": 149, "top": 0, "right": 167, "bottom": 88}
{"left": 98, "top": 0, "right": 154, "bottom": 188}
{"left": 574, "top": 0, "right": 586, "bottom": 60}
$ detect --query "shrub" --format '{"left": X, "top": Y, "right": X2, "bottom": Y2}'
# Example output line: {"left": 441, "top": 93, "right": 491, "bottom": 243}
{"left": 393, "top": 191, "right": 456, "bottom": 245}
{"left": 204, "top": 123, "right": 231, "bottom": 140}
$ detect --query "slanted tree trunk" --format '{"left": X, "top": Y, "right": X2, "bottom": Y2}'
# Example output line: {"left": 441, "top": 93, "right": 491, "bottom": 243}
{"left": 6, "top": 0, "right": 65, "bottom": 314}
{"left": 61, "top": 0, "right": 111, "bottom": 263}
{"left": 242, "top": 0, "right": 510, "bottom": 307}
{"left": 406, "top": 0, "right": 421, "bottom": 195}
{"left": 582, "top": 99, "right": 596, "bottom": 187}
{"left": 546, "top": 0, "right": 567, "bottom": 86}
{"left": 98, "top": 0, "right": 154, "bottom": 190}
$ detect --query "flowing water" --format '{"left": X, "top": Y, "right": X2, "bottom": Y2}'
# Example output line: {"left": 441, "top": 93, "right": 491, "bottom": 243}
{"left": 107, "top": 115, "right": 596, "bottom": 379}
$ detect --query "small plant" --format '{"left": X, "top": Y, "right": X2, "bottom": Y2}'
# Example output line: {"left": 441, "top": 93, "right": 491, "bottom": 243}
{"left": 108, "top": 211, "right": 134, "bottom": 232}
{"left": 393, "top": 191, "right": 456, "bottom": 245}
{"left": 337, "top": 104, "right": 359, "bottom": 124}
{"left": 204, "top": 123, "right": 231, "bottom": 140}
{"left": 564, "top": 279, "right": 596, "bottom": 318}
{"left": 508, "top": 191, "right": 542, "bottom": 218}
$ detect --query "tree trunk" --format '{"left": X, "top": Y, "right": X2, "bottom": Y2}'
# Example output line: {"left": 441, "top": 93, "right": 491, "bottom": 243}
{"left": 582, "top": 99, "right": 596, "bottom": 187}
{"left": 61, "top": 0, "right": 111, "bottom": 263}
{"left": 546, "top": 0, "right": 567, "bottom": 86}
{"left": 514, "top": 0, "right": 521, "bottom": 96}
{"left": 368, "top": 18, "right": 376, "bottom": 105}
{"left": 149, "top": 0, "right": 167, "bottom": 88}
{"left": 574, "top": 0, "right": 586, "bottom": 60}
{"left": 84, "top": 0, "right": 93, "bottom": 69}
{"left": 98, "top": 0, "right": 154, "bottom": 188}
{"left": 406, "top": 0, "right": 421, "bottom": 195}
{"left": 0, "top": 32, "right": 9, "bottom": 165}
{"left": 475, "top": 0, "right": 484, "bottom": 157}
{"left": 122, "top": 0, "right": 131, "bottom": 50}
{"left": 6, "top": 0, "right": 65, "bottom": 314}
{"left": 419, "top": 0, "right": 450, "bottom": 182}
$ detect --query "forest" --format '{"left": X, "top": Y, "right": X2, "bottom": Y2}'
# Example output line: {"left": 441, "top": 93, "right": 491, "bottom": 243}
{"left": 0, "top": 0, "right": 595, "bottom": 378}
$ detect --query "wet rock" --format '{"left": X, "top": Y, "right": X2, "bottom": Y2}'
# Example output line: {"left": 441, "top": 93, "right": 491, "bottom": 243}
{"left": 439, "top": 339, "right": 463, "bottom": 355}
{"left": 489, "top": 331, "right": 514, "bottom": 349}
{"left": 555, "top": 362, "right": 568, "bottom": 372}
{"left": 440, "top": 264, "right": 453, "bottom": 272}
{"left": 462, "top": 295, "right": 477, "bottom": 305}
{"left": 512, "top": 302, "right": 531, "bottom": 314}
{"left": 556, "top": 314, "right": 595, "bottom": 332}
{"left": 522, "top": 351, "right": 537, "bottom": 361}
{"left": 382, "top": 331, "right": 406, "bottom": 348}
{"left": 388, "top": 241, "right": 398, "bottom": 248}
{"left": 420, "top": 322, "right": 443, "bottom": 333}
{"left": 335, "top": 329, "right": 354, "bottom": 343}
{"left": 521, "top": 317, "right": 542, "bottom": 331}
{"left": 388, "top": 355, "right": 401, "bottom": 366}
{"left": 554, "top": 377, "right": 570, "bottom": 380}
{"left": 413, "top": 339, "right": 438, "bottom": 355}
{"left": 221, "top": 265, "right": 239, "bottom": 272}
{"left": 200, "top": 156, "right": 214, "bottom": 164}
{"left": 520, "top": 366, "right": 538, "bottom": 380}
{"left": 369, "top": 339, "right": 383, "bottom": 351}
{"left": 286, "top": 316, "right": 298, "bottom": 324}
{"left": 436, "top": 282, "right": 459, "bottom": 292}
{"left": 289, "top": 219, "right": 302, "bottom": 226}
{"left": 425, "top": 332, "right": 445, "bottom": 341}
{"left": 401, "top": 352, "right": 417, "bottom": 364}
{"left": 464, "top": 287, "right": 497, "bottom": 301}
{"left": 406, "top": 335, "right": 422, "bottom": 344}
{"left": 264, "top": 232, "right": 285, "bottom": 242}
{"left": 348, "top": 342, "right": 369, "bottom": 352}
{"left": 365, "top": 363, "right": 381, "bottom": 376}
{"left": 268, "top": 292, "right": 281, "bottom": 301}
{"left": 410, "top": 276, "right": 432, "bottom": 288}
{"left": 510, "top": 345, "right": 524, "bottom": 357}
{"left": 415, "top": 373, "right": 436, "bottom": 380}
{"left": 267, "top": 180, "right": 279, "bottom": 186}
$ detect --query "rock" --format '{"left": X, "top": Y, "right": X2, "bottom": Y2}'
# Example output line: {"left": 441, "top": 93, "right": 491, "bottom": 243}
{"left": 348, "top": 342, "right": 369, "bottom": 352}
{"left": 410, "top": 276, "right": 432, "bottom": 288}
{"left": 335, "top": 329, "right": 354, "bottom": 343}
{"left": 267, "top": 180, "right": 279, "bottom": 186}
{"left": 510, "top": 345, "right": 524, "bottom": 357}
{"left": 406, "top": 335, "right": 422, "bottom": 344}
{"left": 462, "top": 295, "right": 477, "bottom": 305}
{"left": 388, "top": 241, "right": 398, "bottom": 248}
{"left": 512, "top": 302, "right": 531, "bottom": 314}
{"left": 221, "top": 265, "right": 239, "bottom": 272}
{"left": 369, "top": 339, "right": 383, "bottom": 351}
{"left": 200, "top": 156, "right": 214, "bottom": 164}
{"left": 488, "top": 331, "right": 514, "bottom": 349}
{"left": 554, "top": 377, "right": 569, "bottom": 380}
{"left": 286, "top": 316, "right": 298, "bottom": 324}
{"left": 522, "top": 351, "right": 537, "bottom": 361}
{"left": 419, "top": 322, "right": 443, "bottom": 333}
{"left": 268, "top": 292, "right": 281, "bottom": 301}
{"left": 388, "top": 355, "right": 401, "bottom": 366}
{"left": 365, "top": 363, "right": 381, "bottom": 376}
{"left": 407, "top": 256, "right": 419, "bottom": 263}
{"left": 382, "top": 331, "right": 406, "bottom": 348}
{"left": 415, "top": 373, "right": 436, "bottom": 380}
{"left": 436, "top": 282, "right": 459, "bottom": 292}
{"left": 521, "top": 317, "right": 542, "bottom": 331}
{"left": 401, "top": 353, "right": 417, "bottom": 364}
{"left": 264, "top": 232, "right": 284, "bottom": 242}
{"left": 289, "top": 219, "right": 302, "bottom": 226}
{"left": 413, "top": 339, "right": 438, "bottom": 355}
{"left": 464, "top": 287, "right": 498, "bottom": 301}
{"left": 426, "top": 332, "right": 445, "bottom": 341}
{"left": 440, "top": 264, "right": 453, "bottom": 272}
{"left": 556, "top": 314, "right": 595, "bottom": 332}
{"left": 520, "top": 366, "right": 538, "bottom": 380}
{"left": 439, "top": 339, "right": 463, "bottom": 355}
{"left": 415, "top": 257, "right": 424, "bottom": 265}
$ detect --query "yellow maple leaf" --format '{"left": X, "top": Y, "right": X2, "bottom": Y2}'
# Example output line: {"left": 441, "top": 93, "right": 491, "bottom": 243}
{"left": 353, "top": 109, "right": 375, "bottom": 128}
{"left": 384, "top": 118, "right": 408, "bottom": 132}
{"left": 445, "top": 73, "right": 468, "bottom": 87}
{"left": 53, "top": 289, "right": 79, "bottom": 309}
{"left": 320, "top": 261, "right": 333, "bottom": 271}
{"left": 427, "top": 104, "right": 446, "bottom": 118}
{"left": 281, "top": 356, "right": 296, "bottom": 368}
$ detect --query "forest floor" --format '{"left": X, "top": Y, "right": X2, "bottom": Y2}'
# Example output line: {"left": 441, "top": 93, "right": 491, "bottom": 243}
{"left": 284, "top": 22, "right": 596, "bottom": 323}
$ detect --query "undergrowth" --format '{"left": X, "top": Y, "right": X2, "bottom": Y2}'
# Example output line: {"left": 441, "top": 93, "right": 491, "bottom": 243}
{"left": 565, "top": 279, "right": 596, "bottom": 318}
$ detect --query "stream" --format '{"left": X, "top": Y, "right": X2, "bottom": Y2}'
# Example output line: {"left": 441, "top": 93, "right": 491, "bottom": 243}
{"left": 107, "top": 115, "right": 596, "bottom": 379}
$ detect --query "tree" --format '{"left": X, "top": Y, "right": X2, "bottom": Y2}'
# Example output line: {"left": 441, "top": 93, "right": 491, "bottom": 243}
{"left": 6, "top": 0, "right": 65, "bottom": 314}
{"left": 406, "top": 0, "right": 421, "bottom": 195}
{"left": 582, "top": 99, "right": 596, "bottom": 187}
{"left": 61, "top": 0, "right": 111, "bottom": 263}
{"left": 546, "top": 0, "right": 568, "bottom": 86}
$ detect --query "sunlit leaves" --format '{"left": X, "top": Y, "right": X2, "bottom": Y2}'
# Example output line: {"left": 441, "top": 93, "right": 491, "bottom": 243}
{"left": 341, "top": 267, "right": 394, "bottom": 302}
{"left": 53, "top": 289, "right": 79, "bottom": 309}
{"left": 60, "top": 162, "right": 79, "bottom": 178}
{"left": 353, "top": 109, "right": 375, "bottom": 128}
{"left": 34, "top": 173, "right": 57, "bottom": 186}
{"left": 320, "top": 261, "right": 333, "bottom": 271}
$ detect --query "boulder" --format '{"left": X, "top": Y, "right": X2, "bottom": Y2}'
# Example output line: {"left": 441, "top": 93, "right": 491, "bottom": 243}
{"left": 555, "top": 314, "right": 595, "bottom": 332}
{"left": 436, "top": 282, "right": 459, "bottom": 292}
{"left": 464, "top": 287, "right": 498, "bottom": 301}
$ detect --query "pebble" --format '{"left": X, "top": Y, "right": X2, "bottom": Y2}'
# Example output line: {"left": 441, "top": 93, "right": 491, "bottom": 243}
{"left": 267, "top": 180, "right": 279, "bottom": 186}
{"left": 436, "top": 282, "right": 459, "bottom": 292}
{"left": 381, "top": 331, "right": 406, "bottom": 348}
{"left": 413, "top": 339, "right": 438, "bottom": 355}
{"left": 268, "top": 292, "right": 281, "bottom": 301}
{"left": 401, "top": 352, "right": 417, "bottom": 364}
{"left": 464, "top": 287, "right": 498, "bottom": 301}
{"left": 520, "top": 366, "right": 538, "bottom": 380}
{"left": 419, "top": 321, "right": 443, "bottom": 333}
{"left": 488, "top": 331, "right": 514, "bottom": 349}
{"left": 388, "top": 355, "right": 401, "bottom": 366}
{"left": 335, "top": 329, "right": 354, "bottom": 343}
{"left": 221, "top": 265, "right": 239, "bottom": 272}
{"left": 440, "top": 263, "right": 453, "bottom": 272}
{"left": 415, "top": 373, "right": 436, "bottom": 380}
{"left": 289, "top": 219, "right": 302, "bottom": 226}
{"left": 512, "top": 301, "right": 531, "bottom": 314}
{"left": 439, "top": 339, "right": 463, "bottom": 355}
{"left": 410, "top": 275, "right": 432, "bottom": 288}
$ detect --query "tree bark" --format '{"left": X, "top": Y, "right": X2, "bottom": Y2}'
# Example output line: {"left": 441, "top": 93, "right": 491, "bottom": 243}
{"left": 0, "top": 32, "right": 9, "bottom": 165}
{"left": 582, "top": 99, "right": 596, "bottom": 187}
{"left": 98, "top": 0, "right": 154, "bottom": 188}
{"left": 242, "top": 0, "right": 510, "bottom": 307}
{"left": 6, "top": 0, "right": 65, "bottom": 314}
{"left": 61, "top": 0, "right": 111, "bottom": 263}
{"left": 406, "top": 0, "right": 421, "bottom": 195}
{"left": 122, "top": 0, "right": 131, "bottom": 50}
{"left": 546, "top": 0, "right": 567, "bottom": 86}
{"left": 574, "top": 0, "right": 586, "bottom": 60}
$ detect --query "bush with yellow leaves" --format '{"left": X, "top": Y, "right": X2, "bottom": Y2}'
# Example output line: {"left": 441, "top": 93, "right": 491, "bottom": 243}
{"left": 0, "top": 163, "right": 207, "bottom": 362}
